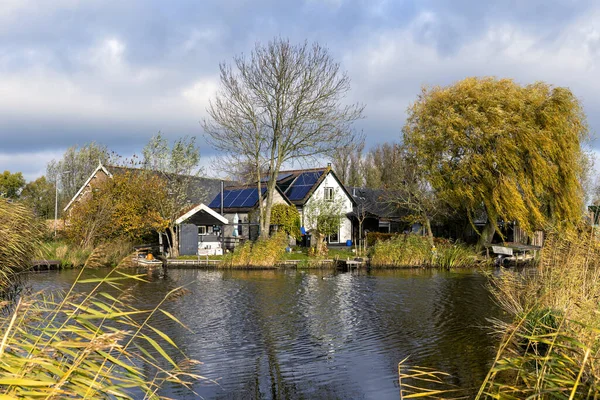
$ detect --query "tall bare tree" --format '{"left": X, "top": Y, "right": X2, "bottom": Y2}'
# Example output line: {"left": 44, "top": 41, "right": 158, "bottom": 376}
{"left": 142, "top": 133, "right": 203, "bottom": 256}
{"left": 331, "top": 140, "right": 364, "bottom": 187}
{"left": 203, "top": 38, "right": 364, "bottom": 238}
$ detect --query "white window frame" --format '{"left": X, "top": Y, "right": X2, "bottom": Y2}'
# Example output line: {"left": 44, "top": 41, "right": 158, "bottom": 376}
{"left": 198, "top": 226, "right": 207, "bottom": 235}
{"left": 324, "top": 187, "right": 334, "bottom": 202}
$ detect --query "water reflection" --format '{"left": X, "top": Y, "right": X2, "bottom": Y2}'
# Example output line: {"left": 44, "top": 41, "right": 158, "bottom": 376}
{"left": 25, "top": 268, "right": 504, "bottom": 399}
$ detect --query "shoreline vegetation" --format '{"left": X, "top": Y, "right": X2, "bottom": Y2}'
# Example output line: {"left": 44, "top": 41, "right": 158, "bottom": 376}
{"left": 399, "top": 224, "right": 600, "bottom": 399}
{"left": 0, "top": 199, "right": 203, "bottom": 398}
{"left": 41, "top": 232, "right": 488, "bottom": 271}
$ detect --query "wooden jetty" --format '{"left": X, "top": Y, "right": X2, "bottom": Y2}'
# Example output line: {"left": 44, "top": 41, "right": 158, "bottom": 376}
{"left": 30, "top": 260, "right": 61, "bottom": 271}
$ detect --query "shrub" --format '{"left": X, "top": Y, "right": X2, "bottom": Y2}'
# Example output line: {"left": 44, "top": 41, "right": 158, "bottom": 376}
{"left": 222, "top": 232, "right": 288, "bottom": 268}
{"left": 366, "top": 232, "right": 398, "bottom": 247}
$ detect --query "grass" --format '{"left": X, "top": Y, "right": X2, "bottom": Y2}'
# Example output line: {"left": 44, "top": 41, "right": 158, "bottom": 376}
{"left": 0, "top": 200, "right": 45, "bottom": 286}
{"left": 369, "top": 234, "right": 478, "bottom": 269}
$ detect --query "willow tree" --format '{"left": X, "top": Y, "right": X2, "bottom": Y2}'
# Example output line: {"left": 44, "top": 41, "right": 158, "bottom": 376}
{"left": 403, "top": 77, "right": 588, "bottom": 249}
{"left": 203, "top": 38, "right": 364, "bottom": 238}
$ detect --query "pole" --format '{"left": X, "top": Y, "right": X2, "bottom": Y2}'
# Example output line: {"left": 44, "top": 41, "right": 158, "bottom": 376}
{"left": 54, "top": 170, "right": 71, "bottom": 238}
{"left": 54, "top": 178, "right": 58, "bottom": 237}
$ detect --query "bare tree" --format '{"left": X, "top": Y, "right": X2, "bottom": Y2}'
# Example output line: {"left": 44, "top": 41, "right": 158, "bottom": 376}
{"left": 203, "top": 38, "right": 364, "bottom": 239}
{"left": 331, "top": 139, "right": 364, "bottom": 186}
{"left": 384, "top": 146, "right": 447, "bottom": 245}
{"left": 142, "top": 133, "right": 203, "bottom": 257}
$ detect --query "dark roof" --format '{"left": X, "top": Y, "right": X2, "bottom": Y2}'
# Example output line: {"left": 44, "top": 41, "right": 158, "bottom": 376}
{"left": 208, "top": 184, "right": 291, "bottom": 213}
{"left": 107, "top": 165, "right": 230, "bottom": 205}
{"left": 349, "top": 187, "right": 404, "bottom": 220}
{"left": 207, "top": 166, "right": 356, "bottom": 211}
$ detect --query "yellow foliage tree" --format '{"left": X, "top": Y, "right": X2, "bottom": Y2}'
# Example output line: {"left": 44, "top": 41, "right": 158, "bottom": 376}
{"left": 67, "top": 171, "right": 168, "bottom": 247}
{"left": 403, "top": 77, "right": 588, "bottom": 249}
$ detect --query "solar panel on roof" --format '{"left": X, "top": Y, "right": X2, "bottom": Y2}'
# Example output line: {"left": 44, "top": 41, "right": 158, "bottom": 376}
{"left": 287, "top": 185, "right": 312, "bottom": 201}
{"left": 284, "top": 171, "right": 324, "bottom": 201}
{"left": 260, "top": 173, "right": 294, "bottom": 183}
{"left": 276, "top": 173, "right": 293, "bottom": 181}
{"left": 295, "top": 171, "right": 322, "bottom": 185}
{"left": 228, "top": 188, "right": 250, "bottom": 207}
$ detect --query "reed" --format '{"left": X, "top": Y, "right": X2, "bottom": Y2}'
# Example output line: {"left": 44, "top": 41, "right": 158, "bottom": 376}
{"left": 0, "top": 200, "right": 45, "bottom": 288}
{"left": 0, "top": 267, "right": 204, "bottom": 399}
{"left": 221, "top": 232, "right": 288, "bottom": 268}
{"left": 370, "top": 234, "right": 477, "bottom": 268}
{"left": 398, "top": 224, "right": 600, "bottom": 399}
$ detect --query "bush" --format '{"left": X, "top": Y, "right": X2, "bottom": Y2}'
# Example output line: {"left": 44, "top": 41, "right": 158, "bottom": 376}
{"left": 222, "top": 232, "right": 288, "bottom": 268}
{"left": 366, "top": 232, "right": 398, "bottom": 247}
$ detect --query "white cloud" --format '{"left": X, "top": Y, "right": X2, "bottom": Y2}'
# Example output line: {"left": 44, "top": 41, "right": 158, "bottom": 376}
{"left": 343, "top": 9, "right": 600, "bottom": 142}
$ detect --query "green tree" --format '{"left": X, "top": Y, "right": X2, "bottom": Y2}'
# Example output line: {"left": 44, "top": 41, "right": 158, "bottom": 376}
{"left": 303, "top": 189, "right": 346, "bottom": 256}
{"left": 20, "top": 176, "right": 55, "bottom": 219}
{"left": 270, "top": 204, "right": 301, "bottom": 239}
{"left": 203, "top": 38, "right": 364, "bottom": 239}
{"left": 0, "top": 170, "right": 25, "bottom": 199}
{"left": 403, "top": 77, "right": 588, "bottom": 249}
{"left": 142, "top": 132, "right": 203, "bottom": 257}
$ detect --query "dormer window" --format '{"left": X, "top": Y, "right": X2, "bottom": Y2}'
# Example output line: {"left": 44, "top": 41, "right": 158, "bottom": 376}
{"left": 324, "top": 187, "right": 334, "bottom": 202}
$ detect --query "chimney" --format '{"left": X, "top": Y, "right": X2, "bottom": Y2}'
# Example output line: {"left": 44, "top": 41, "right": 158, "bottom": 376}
{"left": 220, "top": 180, "right": 224, "bottom": 216}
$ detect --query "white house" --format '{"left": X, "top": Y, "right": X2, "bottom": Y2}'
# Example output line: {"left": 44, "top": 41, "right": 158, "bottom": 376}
{"left": 207, "top": 166, "right": 356, "bottom": 245}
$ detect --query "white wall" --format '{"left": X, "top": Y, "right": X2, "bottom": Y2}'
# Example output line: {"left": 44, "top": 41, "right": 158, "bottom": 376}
{"left": 302, "top": 172, "right": 353, "bottom": 243}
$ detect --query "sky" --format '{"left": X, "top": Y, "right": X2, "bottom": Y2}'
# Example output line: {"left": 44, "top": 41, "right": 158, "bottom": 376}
{"left": 1, "top": 0, "right": 599, "bottom": 181}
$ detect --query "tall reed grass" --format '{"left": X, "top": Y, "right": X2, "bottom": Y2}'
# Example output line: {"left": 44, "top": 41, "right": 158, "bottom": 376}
{"left": 0, "top": 200, "right": 45, "bottom": 288}
{"left": 398, "top": 225, "right": 600, "bottom": 399}
{"left": 221, "top": 233, "right": 288, "bottom": 268}
{"left": 370, "top": 234, "right": 477, "bottom": 269}
{"left": 0, "top": 267, "right": 203, "bottom": 399}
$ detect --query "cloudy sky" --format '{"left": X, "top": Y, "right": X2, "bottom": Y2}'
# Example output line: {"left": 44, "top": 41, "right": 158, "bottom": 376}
{"left": 1, "top": 0, "right": 599, "bottom": 181}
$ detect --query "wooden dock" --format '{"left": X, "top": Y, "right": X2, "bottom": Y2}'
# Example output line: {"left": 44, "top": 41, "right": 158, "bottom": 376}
{"left": 30, "top": 260, "right": 61, "bottom": 271}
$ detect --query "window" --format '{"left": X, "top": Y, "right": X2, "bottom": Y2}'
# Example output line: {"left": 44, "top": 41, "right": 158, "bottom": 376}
{"left": 328, "top": 230, "right": 339, "bottom": 243}
{"left": 324, "top": 187, "right": 334, "bottom": 202}
{"left": 198, "top": 226, "right": 207, "bottom": 235}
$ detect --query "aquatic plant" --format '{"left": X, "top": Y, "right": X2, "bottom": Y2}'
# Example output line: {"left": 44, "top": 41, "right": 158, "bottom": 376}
{"left": 0, "top": 268, "right": 203, "bottom": 398}
{"left": 434, "top": 242, "right": 477, "bottom": 270}
{"left": 399, "top": 224, "right": 600, "bottom": 398}
{"left": 369, "top": 234, "right": 432, "bottom": 267}
{"left": 222, "top": 232, "right": 288, "bottom": 268}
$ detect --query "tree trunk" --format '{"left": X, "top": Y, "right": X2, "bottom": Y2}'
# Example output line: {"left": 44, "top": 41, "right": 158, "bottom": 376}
{"left": 313, "top": 232, "right": 327, "bottom": 257}
{"left": 168, "top": 225, "right": 179, "bottom": 258}
{"left": 424, "top": 217, "right": 434, "bottom": 246}
{"left": 476, "top": 219, "right": 495, "bottom": 252}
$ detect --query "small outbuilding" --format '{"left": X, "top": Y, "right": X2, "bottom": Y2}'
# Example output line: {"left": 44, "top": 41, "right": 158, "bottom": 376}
{"left": 175, "top": 203, "right": 229, "bottom": 256}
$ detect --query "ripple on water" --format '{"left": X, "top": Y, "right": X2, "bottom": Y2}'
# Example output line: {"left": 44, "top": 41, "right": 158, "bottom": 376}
{"left": 24, "top": 268, "right": 504, "bottom": 399}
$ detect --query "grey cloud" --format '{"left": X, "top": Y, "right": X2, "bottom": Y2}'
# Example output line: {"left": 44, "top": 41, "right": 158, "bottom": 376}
{"left": 1, "top": 0, "right": 600, "bottom": 179}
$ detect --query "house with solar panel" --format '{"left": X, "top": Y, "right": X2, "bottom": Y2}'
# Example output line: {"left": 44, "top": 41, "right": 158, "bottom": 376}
{"left": 208, "top": 165, "right": 356, "bottom": 245}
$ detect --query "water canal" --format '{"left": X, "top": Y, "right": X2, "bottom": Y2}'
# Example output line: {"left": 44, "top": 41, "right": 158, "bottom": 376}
{"left": 25, "top": 268, "right": 505, "bottom": 399}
